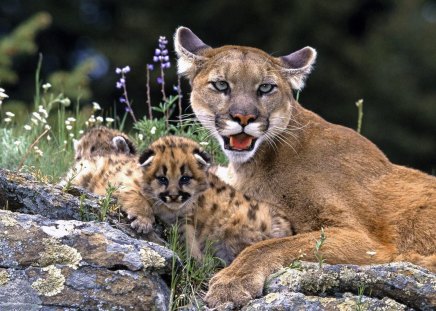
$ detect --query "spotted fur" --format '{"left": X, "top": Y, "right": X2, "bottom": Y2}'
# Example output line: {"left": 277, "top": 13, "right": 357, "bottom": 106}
{"left": 61, "top": 126, "right": 154, "bottom": 233}
{"left": 139, "top": 136, "right": 293, "bottom": 263}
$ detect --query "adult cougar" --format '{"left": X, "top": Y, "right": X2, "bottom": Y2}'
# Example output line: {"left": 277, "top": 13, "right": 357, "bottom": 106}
{"left": 174, "top": 27, "right": 436, "bottom": 307}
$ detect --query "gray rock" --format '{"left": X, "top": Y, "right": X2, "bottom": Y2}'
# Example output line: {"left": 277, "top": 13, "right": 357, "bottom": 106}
{"left": 0, "top": 210, "right": 175, "bottom": 310}
{"left": 264, "top": 261, "right": 435, "bottom": 310}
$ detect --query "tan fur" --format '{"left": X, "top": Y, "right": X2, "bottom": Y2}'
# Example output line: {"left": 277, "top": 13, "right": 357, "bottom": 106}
{"left": 138, "top": 136, "right": 293, "bottom": 264}
{"left": 61, "top": 127, "right": 154, "bottom": 233}
{"left": 174, "top": 27, "right": 436, "bottom": 307}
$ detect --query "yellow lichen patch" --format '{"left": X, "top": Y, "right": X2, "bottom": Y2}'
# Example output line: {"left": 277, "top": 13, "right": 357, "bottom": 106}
{"left": 0, "top": 212, "right": 18, "bottom": 227}
{"left": 264, "top": 292, "right": 280, "bottom": 304}
{"left": 31, "top": 265, "right": 65, "bottom": 297}
{"left": 40, "top": 238, "right": 82, "bottom": 269}
{"left": 140, "top": 247, "right": 165, "bottom": 270}
{"left": 0, "top": 270, "right": 10, "bottom": 285}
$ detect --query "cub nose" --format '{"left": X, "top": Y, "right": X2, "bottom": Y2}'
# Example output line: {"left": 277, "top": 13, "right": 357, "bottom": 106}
{"left": 231, "top": 113, "right": 257, "bottom": 126}
{"left": 168, "top": 194, "right": 179, "bottom": 201}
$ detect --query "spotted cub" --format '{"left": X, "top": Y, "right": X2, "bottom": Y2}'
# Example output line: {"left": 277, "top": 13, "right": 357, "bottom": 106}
{"left": 139, "top": 136, "right": 294, "bottom": 263}
{"left": 61, "top": 126, "right": 155, "bottom": 233}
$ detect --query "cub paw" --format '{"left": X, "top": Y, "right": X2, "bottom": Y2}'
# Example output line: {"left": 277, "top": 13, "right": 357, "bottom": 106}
{"left": 128, "top": 214, "right": 154, "bottom": 234}
{"left": 205, "top": 268, "right": 264, "bottom": 308}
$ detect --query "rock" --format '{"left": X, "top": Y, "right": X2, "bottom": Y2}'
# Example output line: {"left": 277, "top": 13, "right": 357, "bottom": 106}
{"left": 0, "top": 210, "right": 175, "bottom": 310}
{"left": 0, "top": 168, "right": 164, "bottom": 244}
{"left": 260, "top": 261, "right": 435, "bottom": 310}
{"left": 242, "top": 292, "right": 410, "bottom": 311}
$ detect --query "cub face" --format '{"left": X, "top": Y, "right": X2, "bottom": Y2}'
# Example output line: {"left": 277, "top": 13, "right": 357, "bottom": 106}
{"left": 73, "top": 126, "right": 136, "bottom": 161}
{"left": 174, "top": 27, "right": 317, "bottom": 163}
{"left": 139, "top": 136, "right": 211, "bottom": 220}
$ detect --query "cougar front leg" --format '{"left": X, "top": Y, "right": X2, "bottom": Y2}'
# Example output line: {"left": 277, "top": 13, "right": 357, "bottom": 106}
{"left": 116, "top": 189, "right": 155, "bottom": 234}
{"left": 205, "top": 227, "right": 393, "bottom": 308}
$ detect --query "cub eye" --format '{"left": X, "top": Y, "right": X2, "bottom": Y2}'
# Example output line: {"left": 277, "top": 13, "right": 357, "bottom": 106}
{"left": 179, "top": 176, "right": 191, "bottom": 185}
{"left": 157, "top": 176, "right": 168, "bottom": 186}
{"left": 212, "top": 81, "right": 229, "bottom": 92}
{"left": 258, "top": 84, "right": 275, "bottom": 95}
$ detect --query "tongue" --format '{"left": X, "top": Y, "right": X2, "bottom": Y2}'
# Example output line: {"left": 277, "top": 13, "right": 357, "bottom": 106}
{"left": 229, "top": 133, "right": 253, "bottom": 150}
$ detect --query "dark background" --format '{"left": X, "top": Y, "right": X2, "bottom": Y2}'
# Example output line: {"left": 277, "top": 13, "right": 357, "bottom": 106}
{"left": 1, "top": 0, "right": 435, "bottom": 173}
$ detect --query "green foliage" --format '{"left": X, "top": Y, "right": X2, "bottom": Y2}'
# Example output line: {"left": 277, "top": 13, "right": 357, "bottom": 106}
{"left": 167, "top": 223, "right": 223, "bottom": 310}
{"left": 48, "top": 58, "right": 96, "bottom": 101}
{"left": 0, "top": 12, "right": 52, "bottom": 84}
{"left": 98, "top": 183, "right": 119, "bottom": 221}
{"left": 355, "top": 99, "right": 364, "bottom": 134}
{"left": 314, "top": 227, "right": 327, "bottom": 269}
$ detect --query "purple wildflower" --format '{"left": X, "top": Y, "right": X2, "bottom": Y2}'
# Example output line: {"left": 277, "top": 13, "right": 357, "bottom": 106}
{"left": 153, "top": 36, "right": 171, "bottom": 69}
{"left": 157, "top": 77, "right": 163, "bottom": 84}
{"left": 147, "top": 64, "right": 154, "bottom": 71}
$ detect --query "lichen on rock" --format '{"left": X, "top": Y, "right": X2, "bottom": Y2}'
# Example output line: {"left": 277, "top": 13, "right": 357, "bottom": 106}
{"left": 0, "top": 211, "right": 18, "bottom": 227}
{"left": 31, "top": 265, "right": 65, "bottom": 297}
{"left": 0, "top": 269, "right": 9, "bottom": 285}
{"left": 140, "top": 247, "right": 166, "bottom": 270}
{"left": 39, "top": 237, "right": 82, "bottom": 269}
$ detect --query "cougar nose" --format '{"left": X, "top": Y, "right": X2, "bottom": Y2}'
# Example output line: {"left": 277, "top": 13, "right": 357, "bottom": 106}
{"left": 231, "top": 113, "right": 257, "bottom": 126}
{"left": 168, "top": 194, "right": 179, "bottom": 201}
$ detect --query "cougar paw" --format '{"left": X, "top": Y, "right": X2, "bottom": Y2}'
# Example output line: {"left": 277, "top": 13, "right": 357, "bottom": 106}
{"left": 128, "top": 214, "right": 154, "bottom": 234}
{"left": 205, "top": 268, "right": 264, "bottom": 308}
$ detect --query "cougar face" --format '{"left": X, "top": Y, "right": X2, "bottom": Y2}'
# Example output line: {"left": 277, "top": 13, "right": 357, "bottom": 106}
{"left": 175, "top": 27, "right": 317, "bottom": 163}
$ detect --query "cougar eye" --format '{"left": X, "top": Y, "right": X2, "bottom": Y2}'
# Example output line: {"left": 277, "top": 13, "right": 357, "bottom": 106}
{"left": 212, "top": 81, "right": 229, "bottom": 92}
{"left": 157, "top": 176, "right": 168, "bottom": 186}
{"left": 258, "top": 84, "right": 275, "bottom": 95}
{"left": 179, "top": 175, "right": 191, "bottom": 185}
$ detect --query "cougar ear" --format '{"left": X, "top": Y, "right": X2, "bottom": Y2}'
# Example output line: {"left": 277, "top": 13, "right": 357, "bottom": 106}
{"left": 193, "top": 148, "right": 211, "bottom": 169}
{"left": 174, "top": 26, "right": 211, "bottom": 80}
{"left": 112, "top": 136, "right": 131, "bottom": 154}
{"left": 139, "top": 149, "right": 155, "bottom": 167}
{"left": 279, "top": 47, "right": 317, "bottom": 91}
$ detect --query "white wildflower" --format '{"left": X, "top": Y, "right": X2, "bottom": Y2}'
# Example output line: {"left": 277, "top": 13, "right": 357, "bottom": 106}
{"left": 66, "top": 125, "right": 73, "bottom": 131}
{"left": 47, "top": 135, "right": 51, "bottom": 141}
{"left": 60, "top": 98, "right": 71, "bottom": 106}
{"left": 67, "top": 117, "right": 76, "bottom": 122}
{"left": 63, "top": 140, "right": 67, "bottom": 145}
{"left": 105, "top": 117, "right": 114, "bottom": 124}
{"left": 92, "top": 102, "right": 101, "bottom": 111}
{"left": 88, "top": 115, "right": 96, "bottom": 123}
{"left": 5, "top": 112, "right": 15, "bottom": 117}
{"left": 69, "top": 133, "right": 74, "bottom": 138}
{"left": 42, "top": 83, "right": 52, "bottom": 91}
{"left": 65, "top": 120, "right": 70, "bottom": 125}
{"left": 31, "top": 118, "right": 39, "bottom": 125}
{"left": 38, "top": 107, "right": 48, "bottom": 118}
{"left": 138, "top": 134, "right": 144, "bottom": 141}
{"left": 44, "top": 124, "right": 51, "bottom": 130}
{"left": 14, "top": 141, "right": 21, "bottom": 146}
{"left": 24, "top": 125, "right": 32, "bottom": 131}
{"left": 33, "top": 112, "right": 42, "bottom": 121}
{"left": 0, "top": 88, "right": 9, "bottom": 106}
{"left": 150, "top": 126, "right": 156, "bottom": 135}
{"left": 3, "top": 118, "right": 11, "bottom": 123}
{"left": 199, "top": 141, "right": 209, "bottom": 146}
{"left": 96, "top": 116, "right": 104, "bottom": 123}
{"left": 79, "top": 130, "right": 84, "bottom": 135}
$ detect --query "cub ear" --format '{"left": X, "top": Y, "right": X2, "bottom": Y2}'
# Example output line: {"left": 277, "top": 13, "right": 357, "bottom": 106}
{"left": 174, "top": 26, "right": 211, "bottom": 80}
{"left": 112, "top": 135, "right": 136, "bottom": 155}
{"left": 139, "top": 149, "right": 155, "bottom": 167}
{"left": 279, "top": 47, "right": 317, "bottom": 91}
{"left": 193, "top": 148, "right": 211, "bottom": 169}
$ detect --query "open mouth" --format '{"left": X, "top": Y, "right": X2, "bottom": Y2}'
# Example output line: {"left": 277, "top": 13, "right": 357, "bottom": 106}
{"left": 223, "top": 133, "right": 257, "bottom": 151}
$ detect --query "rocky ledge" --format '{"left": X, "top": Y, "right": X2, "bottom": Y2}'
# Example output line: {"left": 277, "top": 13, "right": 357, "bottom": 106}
{"left": 1, "top": 168, "right": 435, "bottom": 310}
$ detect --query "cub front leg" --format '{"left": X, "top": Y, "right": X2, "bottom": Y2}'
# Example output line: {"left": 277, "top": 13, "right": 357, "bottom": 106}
{"left": 205, "top": 228, "right": 392, "bottom": 308}
{"left": 116, "top": 188, "right": 155, "bottom": 234}
{"left": 182, "top": 223, "right": 204, "bottom": 262}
